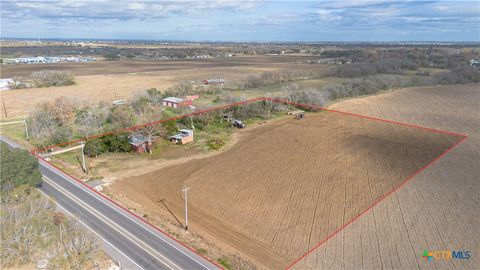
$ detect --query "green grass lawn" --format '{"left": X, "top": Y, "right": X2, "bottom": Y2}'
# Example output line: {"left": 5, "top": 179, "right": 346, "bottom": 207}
{"left": 0, "top": 119, "right": 33, "bottom": 148}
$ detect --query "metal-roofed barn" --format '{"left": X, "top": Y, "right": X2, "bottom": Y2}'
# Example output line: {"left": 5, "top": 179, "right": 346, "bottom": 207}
{"left": 162, "top": 97, "right": 193, "bottom": 108}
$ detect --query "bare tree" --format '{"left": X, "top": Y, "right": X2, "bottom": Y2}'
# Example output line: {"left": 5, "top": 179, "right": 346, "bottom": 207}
{"left": 27, "top": 109, "right": 59, "bottom": 146}
{"left": 135, "top": 102, "right": 163, "bottom": 154}
{"left": 109, "top": 106, "right": 134, "bottom": 129}
{"left": 37, "top": 97, "right": 75, "bottom": 126}
{"left": 31, "top": 70, "right": 75, "bottom": 87}
{"left": 1, "top": 189, "right": 53, "bottom": 267}
{"left": 282, "top": 83, "right": 299, "bottom": 104}
{"left": 49, "top": 221, "right": 98, "bottom": 270}
{"left": 75, "top": 106, "right": 107, "bottom": 137}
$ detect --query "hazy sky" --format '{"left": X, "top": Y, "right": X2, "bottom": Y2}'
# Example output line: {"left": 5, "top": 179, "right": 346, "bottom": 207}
{"left": 1, "top": 0, "right": 479, "bottom": 42}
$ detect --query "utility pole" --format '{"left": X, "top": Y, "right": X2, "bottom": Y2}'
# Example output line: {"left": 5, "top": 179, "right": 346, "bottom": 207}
{"left": 182, "top": 186, "right": 191, "bottom": 230}
{"left": 23, "top": 119, "right": 29, "bottom": 141}
{"left": 2, "top": 98, "right": 7, "bottom": 118}
{"left": 80, "top": 141, "right": 87, "bottom": 174}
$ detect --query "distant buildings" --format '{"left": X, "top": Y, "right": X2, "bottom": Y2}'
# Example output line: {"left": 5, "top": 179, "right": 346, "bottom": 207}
{"left": 306, "top": 59, "right": 351, "bottom": 65}
{"left": 202, "top": 78, "right": 225, "bottom": 85}
{"left": 0, "top": 78, "right": 15, "bottom": 90}
{"left": 185, "top": 55, "right": 212, "bottom": 59}
{"left": 3, "top": 56, "right": 96, "bottom": 65}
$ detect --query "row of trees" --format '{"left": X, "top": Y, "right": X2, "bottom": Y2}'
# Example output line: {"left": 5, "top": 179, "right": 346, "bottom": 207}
{"left": 12, "top": 70, "right": 75, "bottom": 89}
{"left": 318, "top": 47, "right": 479, "bottom": 70}
{"left": 332, "top": 59, "right": 419, "bottom": 77}
{"left": 26, "top": 61, "right": 479, "bottom": 149}
{"left": 1, "top": 143, "right": 100, "bottom": 269}
{"left": 238, "top": 70, "right": 305, "bottom": 89}
{"left": 282, "top": 64, "right": 480, "bottom": 107}
{"left": 26, "top": 87, "right": 186, "bottom": 150}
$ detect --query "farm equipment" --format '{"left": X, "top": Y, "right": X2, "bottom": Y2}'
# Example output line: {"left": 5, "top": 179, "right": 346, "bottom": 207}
{"left": 294, "top": 112, "right": 305, "bottom": 120}
{"left": 233, "top": 119, "right": 246, "bottom": 128}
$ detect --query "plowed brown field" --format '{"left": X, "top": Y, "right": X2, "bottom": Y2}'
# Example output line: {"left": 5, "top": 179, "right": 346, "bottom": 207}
{"left": 113, "top": 105, "right": 462, "bottom": 269}
{"left": 292, "top": 83, "right": 480, "bottom": 270}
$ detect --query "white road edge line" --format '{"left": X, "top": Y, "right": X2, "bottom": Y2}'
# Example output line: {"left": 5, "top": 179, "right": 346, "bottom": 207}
{"left": 0, "top": 137, "right": 18, "bottom": 148}
{"left": 39, "top": 160, "right": 212, "bottom": 270}
{"left": 43, "top": 177, "right": 180, "bottom": 270}
{"left": 38, "top": 189, "right": 145, "bottom": 270}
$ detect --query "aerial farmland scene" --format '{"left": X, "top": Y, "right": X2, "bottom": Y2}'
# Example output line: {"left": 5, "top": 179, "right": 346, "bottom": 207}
{"left": 0, "top": 1, "right": 479, "bottom": 270}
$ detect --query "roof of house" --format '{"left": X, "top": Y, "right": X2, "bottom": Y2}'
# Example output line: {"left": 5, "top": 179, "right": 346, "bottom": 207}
{"left": 128, "top": 134, "right": 148, "bottom": 146}
{"left": 162, "top": 97, "right": 184, "bottom": 103}
{"left": 171, "top": 134, "right": 184, "bottom": 140}
{"left": 171, "top": 129, "right": 193, "bottom": 140}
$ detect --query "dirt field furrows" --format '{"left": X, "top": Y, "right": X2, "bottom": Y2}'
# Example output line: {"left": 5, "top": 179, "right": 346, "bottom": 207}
{"left": 113, "top": 100, "right": 461, "bottom": 269}
{"left": 292, "top": 84, "right": 480, "bottom": 270}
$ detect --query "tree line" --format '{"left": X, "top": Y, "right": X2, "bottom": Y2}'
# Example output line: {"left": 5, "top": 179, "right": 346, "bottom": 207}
{"left": 11, "top": 70, "right": 75, "bottom": 89}
{"left": 283, "top": 64, "right": 480, "bottom": 107}
{"left": 1, "top": 143, "right": 100, "bottom": 269}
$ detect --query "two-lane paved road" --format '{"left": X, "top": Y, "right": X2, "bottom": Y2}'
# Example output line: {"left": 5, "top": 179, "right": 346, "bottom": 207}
{"left": 1, "top": 136, "right": 220, "bottom": 270}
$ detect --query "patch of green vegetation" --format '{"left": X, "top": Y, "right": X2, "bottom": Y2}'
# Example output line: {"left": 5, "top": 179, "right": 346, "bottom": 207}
{"left": 51, "top": 149, "right": 82, "bottom": 165}
{"left": 162, "top": 119, "right": 178, "bottom": 136}
{"left": 194, "top": 120, "right": 232, "bottom": 151}
{"left": 212, "top": 96, "right": 221, "bottom": 103}
{"left": 0, "top": 119, "right": 29, "bottom": 145}
{"left": 0, "top": 142, "right": 42, "bottom": 192}
{"left": 84, "top": 133, "right": 132, "bottom": 157}
{"left": 207, "top": 138, "right": 226, "bottom": 150}
{"left": 217, "top": 257, "right": 233, "bottom": 270}
{"left": 161, "top": 108, "right": 177, "bottom": 119}
{"left": 49, "top": 148, "right": 106, "bottom": 179}
{"left": 196, "top": 248, "right": 208, "bottom": 256}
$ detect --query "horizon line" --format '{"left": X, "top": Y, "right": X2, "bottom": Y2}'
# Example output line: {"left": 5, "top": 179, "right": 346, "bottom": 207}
{"left": 2, "top": 37, "right": 479, "bottom": 44}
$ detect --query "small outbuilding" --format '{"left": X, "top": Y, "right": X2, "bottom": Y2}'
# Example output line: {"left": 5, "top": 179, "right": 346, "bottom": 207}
{"left": 162, "top": 97, "right": 193, "bottom": 108}
{"left": 170, "top": 129, "right": 194, "bottom": 145}
{"left": 0, "top": 78, "right": 15, "bottom": 91}
{"left": 128, "top": 134, "right": 153, "bottom": 153}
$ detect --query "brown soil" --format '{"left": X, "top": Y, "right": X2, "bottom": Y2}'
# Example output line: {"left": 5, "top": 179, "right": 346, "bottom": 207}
{"left": 0, "top": 55, "right": 315, "bottom": 78}
{"left": 112, "top": 109, "right": 459, "bottom": 269}
{"left": 293, "top": 83, "right": 480, "bottom": 270}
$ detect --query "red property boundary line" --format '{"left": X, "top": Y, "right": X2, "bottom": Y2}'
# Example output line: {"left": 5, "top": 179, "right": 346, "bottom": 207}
{"left": 32, "top": 151, "right": 225, "bottom": 269}
{"left": 30, "top": 97, "right": 468, "bottom": 269}
{"left": 285, "top": 135, "right": 468, "bottom": 269}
